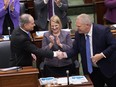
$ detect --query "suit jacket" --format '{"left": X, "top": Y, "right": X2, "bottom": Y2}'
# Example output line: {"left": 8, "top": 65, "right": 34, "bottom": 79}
{"left": 42, "top": 30, "right": 73, "bottom": 67}
{"left": 10, "top": 27, "right": 53, "bottom": 66}
{"left": 0, "top": 0, "right": 20, "bottom": 34}
{"left": 34, "top": 0, "right": 68, "bottom": 30}
{"left": 67, "top": 24, "right": 116, "bottom": 78}
{"left": 104, "top": 0, "right": 116, "bottom": 23}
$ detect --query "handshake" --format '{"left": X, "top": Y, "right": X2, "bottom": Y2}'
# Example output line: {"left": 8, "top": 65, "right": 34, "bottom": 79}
{"left": 55, "top": 50, "right": 67, "bottom": 59}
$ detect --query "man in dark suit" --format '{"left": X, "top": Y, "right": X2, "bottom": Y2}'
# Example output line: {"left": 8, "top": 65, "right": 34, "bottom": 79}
{"left": 59, "top": 14, "right": 116, "bottom": 87}
{"left": 10, "top": 14, "right": 59, "bottom": 67}
{"left": 34, "top": 0, "right": 68, "bottom": 31}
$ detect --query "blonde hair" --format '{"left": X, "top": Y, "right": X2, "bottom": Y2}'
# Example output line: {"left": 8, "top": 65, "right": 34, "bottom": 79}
{"left": 48, "top": 15, "right": 62, "bottom": 32}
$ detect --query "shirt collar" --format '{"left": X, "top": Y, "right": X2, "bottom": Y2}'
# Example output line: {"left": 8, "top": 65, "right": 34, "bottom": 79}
{"left": 20, "top": 27, "right": 29, "bottom": 34}
{"left": 85, "top": 24, "right": 93, "bottom": 37}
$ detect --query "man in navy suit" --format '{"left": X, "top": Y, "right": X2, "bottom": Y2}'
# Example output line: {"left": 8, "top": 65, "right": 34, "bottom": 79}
{"left": 59, "top": 14, "right": 116, "bottom": 87}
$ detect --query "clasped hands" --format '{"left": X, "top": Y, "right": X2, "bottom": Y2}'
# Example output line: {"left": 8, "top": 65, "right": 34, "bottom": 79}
{"left": 55, "top": 50, "right": 67, "bottom": 60}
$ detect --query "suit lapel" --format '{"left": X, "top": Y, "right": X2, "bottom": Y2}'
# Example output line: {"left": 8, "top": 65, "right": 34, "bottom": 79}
{"left": 92, "top": 24, "right": 99, "bottom": 55}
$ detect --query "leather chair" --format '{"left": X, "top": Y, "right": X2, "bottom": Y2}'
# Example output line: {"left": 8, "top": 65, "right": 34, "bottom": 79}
{"left": 0, "top": 41, "right": 11, "bottom": 68}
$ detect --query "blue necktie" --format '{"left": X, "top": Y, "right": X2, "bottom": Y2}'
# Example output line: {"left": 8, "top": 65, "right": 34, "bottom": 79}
{"left": 86, "top": 35, "right": 93, "bottom": 73}
{"left": 48, "top": 0, "right": 53, "bottom": 19}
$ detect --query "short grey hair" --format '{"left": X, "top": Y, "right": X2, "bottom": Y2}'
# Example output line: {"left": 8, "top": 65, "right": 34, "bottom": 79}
{"left": 19, "top": 14, "right": 32, "bottom": 26}
{"left": 76, "top": 13, "right": 92, "bottom": 25}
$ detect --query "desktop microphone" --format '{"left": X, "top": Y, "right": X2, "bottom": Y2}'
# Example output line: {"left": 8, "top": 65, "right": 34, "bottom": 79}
{"left": 8, "top": 27, "right": 11, "bottom": 39}
{"left": 66, "top": 70, "right": 69, "bottom": 85}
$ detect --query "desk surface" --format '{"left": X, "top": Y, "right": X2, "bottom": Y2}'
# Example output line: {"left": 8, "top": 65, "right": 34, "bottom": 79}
{"left": 39, "top": 75, "right": 93, "bottom": 87}
{"left": 0, "top": 66, "right": 39, "bottom": 77}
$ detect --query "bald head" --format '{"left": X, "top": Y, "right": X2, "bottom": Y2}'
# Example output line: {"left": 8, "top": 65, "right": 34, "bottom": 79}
{"left": 76, "top": 14, "right": 92, "bottom": 25}
{"left": 20, "top": 14, "right": 33, "bottom": 26}
{"left": 20, "top": 14, "right": 35, "bottom": 31}
{"left": 76, "top": 14, "right": 92, "bottom": 34}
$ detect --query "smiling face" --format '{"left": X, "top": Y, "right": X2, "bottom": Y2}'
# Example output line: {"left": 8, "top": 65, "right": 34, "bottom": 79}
{"left": 51, "top": 21, "right": 60, "bottom": 34}
{"left": 49, "top": 15, "right": 62, "bottom": 34}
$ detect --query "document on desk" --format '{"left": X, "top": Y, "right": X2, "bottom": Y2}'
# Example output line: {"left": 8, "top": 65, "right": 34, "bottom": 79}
{"left": 69, "top": 76, "right": 88, "bottom": 84}
{"left": 39, "top": 76, "right": 88, "bottom": 85}
{"left": 57, "top": 76, "right": 88, "bottom": 85}
{"left": 39, "top": 77, "right": 56, "bottom": 85}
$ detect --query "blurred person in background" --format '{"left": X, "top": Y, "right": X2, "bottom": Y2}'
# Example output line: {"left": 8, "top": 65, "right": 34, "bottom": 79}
{"left": 0, "top": 0, "right": 20, "bottom": 35}
{"left": 34, "top": 0, "right": 68, "bottom": 31}
{"left": 104, "top": 0, "right": 116, "bottom": 24}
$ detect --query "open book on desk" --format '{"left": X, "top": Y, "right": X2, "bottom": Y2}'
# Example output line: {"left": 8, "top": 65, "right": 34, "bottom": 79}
{"left": 39, "top": 75, "right": 88, "bottom": 85}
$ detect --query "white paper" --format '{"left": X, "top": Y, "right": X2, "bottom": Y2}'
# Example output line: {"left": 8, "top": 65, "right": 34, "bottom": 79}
{"left": 3, "top": 35, "right": 10, "bottom": 40}
{"left": 0, "top": 66, "right": 20, "bottom": 71}
{"left": 62, "top": 29, "right": 71, "bottom": 32}
{"left": 39, "top": 75, "right": 88, "bottom": 85}
{"left": 112, "top": 24, "right": 116, "bottom": 28}
{"left": 57, "top": 77, "right": 68, "bottom": 85}
{"left": 69, "top": 76, "right": 88, "bottom": 84}
{"left": 36, "top": 29, "right": 70, "bottom": 37}
{"left": 36, "top": 31, "right": 48, "bottom": 37}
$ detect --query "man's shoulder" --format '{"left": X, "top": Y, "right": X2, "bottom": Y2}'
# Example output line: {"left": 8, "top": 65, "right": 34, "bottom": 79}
{"left": 11, "top": 28, "right": 27, "bottom": 40}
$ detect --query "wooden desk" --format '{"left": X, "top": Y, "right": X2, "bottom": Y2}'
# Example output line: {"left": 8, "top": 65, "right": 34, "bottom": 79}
{"left": 0, "top": 66, "right": 39, "bottom": 87}
{"left": 39, "top": 75, "right": 93, "bottom": 87}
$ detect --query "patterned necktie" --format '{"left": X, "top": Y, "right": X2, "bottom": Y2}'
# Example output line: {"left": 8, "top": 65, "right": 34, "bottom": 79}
{"left": 48, "top": 0, "right": 53, "bottom": 19}
{"left": 86, "top": 35, "right": 93, "bottom": 73}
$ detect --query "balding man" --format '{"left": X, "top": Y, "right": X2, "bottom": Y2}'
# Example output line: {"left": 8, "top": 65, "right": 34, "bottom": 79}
{"left": 10, "top": 14, "right": 59, "bottom": 66}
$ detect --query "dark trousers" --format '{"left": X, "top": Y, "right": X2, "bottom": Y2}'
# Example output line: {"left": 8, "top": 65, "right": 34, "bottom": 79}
{"left": 89, "top": 67, "right": 116, "bottom": 87}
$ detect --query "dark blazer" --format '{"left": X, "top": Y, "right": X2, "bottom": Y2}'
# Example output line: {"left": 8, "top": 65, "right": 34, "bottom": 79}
{"left": 67, "top": 24, "right": 116, "bottom": 78}
{"left": 10, "top": 27, "right": 53, "bottom": 66}
{"left": 34, "top": 0, "right": 68, "bottom": 30}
